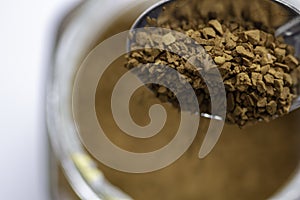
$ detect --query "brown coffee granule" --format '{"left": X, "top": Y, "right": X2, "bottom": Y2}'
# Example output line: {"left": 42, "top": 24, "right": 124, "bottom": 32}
{"left": 125, "top": 0, "right": 300, "bottom": 127}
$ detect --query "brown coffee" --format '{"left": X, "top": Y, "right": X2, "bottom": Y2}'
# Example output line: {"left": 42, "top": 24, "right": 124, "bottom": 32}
{"left": 126, "top": 0, "right": 300, "bottom": 127}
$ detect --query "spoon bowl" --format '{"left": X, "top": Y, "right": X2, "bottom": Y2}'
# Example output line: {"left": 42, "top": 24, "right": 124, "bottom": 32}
{"left": 127, "top": 0, "right": 300, "bottom": 119}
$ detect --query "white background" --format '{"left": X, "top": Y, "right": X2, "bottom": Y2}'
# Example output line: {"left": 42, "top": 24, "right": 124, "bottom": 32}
{"left": 0, "top": 0, "right": 79, "bottom": 199}
{"left": 0, "top": 0, "right": 300, "bottom": 200}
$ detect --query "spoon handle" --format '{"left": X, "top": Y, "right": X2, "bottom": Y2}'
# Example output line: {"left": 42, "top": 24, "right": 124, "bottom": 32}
{"left": 275, "top": 16, "right": 300, "bottom": 37}
{"left": 276, "top": 16, "right": 300, "bottom": 56}
{"left": 291, "top": 96, "right": 300, "bottom": 112}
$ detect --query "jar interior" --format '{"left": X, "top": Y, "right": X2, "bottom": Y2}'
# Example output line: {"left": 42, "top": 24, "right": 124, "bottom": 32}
{"left": 70, "top": 0, "right": 300, "bottom": 199}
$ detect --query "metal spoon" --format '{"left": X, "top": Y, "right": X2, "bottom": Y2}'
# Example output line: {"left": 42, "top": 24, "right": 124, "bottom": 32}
{"left": 127, "top": 0, "right": 300, "bottom": 115}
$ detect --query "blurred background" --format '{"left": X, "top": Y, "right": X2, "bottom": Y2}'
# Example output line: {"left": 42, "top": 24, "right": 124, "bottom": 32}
{"left": 0, "top": 0, "right": 79, "bottom": 199}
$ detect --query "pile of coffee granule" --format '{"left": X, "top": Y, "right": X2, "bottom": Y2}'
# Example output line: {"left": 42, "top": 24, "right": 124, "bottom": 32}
{"left": 126, "top": 0, "right": 300, "bottom": 127}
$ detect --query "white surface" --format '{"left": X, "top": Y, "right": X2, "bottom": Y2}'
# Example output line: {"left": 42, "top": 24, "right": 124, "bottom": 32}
{"left": 0, "top": 0, "right": 300, "bottom": 200}
{"left": 0, "top": 0, "right": 79, "bottom": 199}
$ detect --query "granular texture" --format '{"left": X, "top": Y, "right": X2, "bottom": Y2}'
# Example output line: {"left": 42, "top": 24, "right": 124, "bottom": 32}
{"left": 126, "top": 0, "right": 300, "bottom": 126}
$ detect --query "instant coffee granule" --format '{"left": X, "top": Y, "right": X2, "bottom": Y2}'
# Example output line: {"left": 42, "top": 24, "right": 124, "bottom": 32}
{"left": 125, "top": 0, "right": 300, "bottom": 127}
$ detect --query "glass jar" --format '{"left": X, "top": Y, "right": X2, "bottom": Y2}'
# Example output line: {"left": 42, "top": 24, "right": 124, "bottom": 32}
{"left": 47, "top": 0, "right": 300, "bottom": 199}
